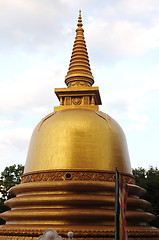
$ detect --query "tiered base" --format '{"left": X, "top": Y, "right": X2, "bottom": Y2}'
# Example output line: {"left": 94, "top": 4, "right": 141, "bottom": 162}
{"left": 0, "top": 170, "right": 159, "bottom": 239}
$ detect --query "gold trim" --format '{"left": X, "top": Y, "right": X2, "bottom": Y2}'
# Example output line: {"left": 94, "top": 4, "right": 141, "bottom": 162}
{"left": 21, "top": 170, "right": 135, "bottom": 184}
{"left": 38, "top": 112, "right": 56, "bottom": 130}
{"left": 0, "top": 226, "right": 159, "bottom": 239}
{"left": 68, "top": 81, "right": 91, "bottom": 87}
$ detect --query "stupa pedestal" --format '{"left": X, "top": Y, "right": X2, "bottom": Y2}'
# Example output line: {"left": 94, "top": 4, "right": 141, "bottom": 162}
{"left": 0, "top": 171, "right": 159, "bottom": 239}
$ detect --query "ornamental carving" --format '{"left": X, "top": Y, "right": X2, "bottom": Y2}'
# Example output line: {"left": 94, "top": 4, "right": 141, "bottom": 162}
{"left": 21, "top": 170, "right": 135, "bottom": 185}
{"left": 72, "top": 97, "right": 82, "bottom": 105}
{"left": 68, "top": 81, "right": 91, "bottom": 87}
{"left": 67, "top": 70, "right": 93, "bottom": 76}
{"left": 0, "top": 227, "right": 159, "bottom": 239}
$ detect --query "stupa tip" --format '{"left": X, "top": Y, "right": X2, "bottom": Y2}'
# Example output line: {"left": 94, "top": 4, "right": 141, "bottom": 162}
{"left": 77, "top": 10, "right": 83, "bottom": 27}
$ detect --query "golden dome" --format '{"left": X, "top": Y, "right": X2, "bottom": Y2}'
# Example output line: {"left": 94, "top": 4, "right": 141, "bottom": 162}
{"left": 24, "top": 109, "right": 131, "bottom": 174}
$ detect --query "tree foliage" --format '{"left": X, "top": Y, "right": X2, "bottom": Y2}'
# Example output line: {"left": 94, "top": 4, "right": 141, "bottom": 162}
{"left": 133, "top": 166, "right": 159, "bottom": 228}
{"left": 0, "top": 164, "right": 24, "bottom": 224}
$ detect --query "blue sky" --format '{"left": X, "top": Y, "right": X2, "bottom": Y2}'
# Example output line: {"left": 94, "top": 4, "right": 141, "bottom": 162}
{"left": 0, "top": 0, "right": 159, "bottom": 173}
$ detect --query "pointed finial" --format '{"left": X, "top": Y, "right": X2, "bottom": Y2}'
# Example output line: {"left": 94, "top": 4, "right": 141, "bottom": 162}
{"left": 65, "top": 11, "right": 94, "bottom": 87}
{"left": 77, "top": 10, "right": 83, "bottom": 28}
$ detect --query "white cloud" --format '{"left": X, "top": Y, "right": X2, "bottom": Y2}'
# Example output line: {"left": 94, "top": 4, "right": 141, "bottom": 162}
{"left": 0, "top": 65, "right": 63, "bottom": 114}
{"left": 85, "top": 19, "right": 159, "bottom": 59}
{"left": 0, "top": 119, "right": 16, "bottom": 128}
{"left": 102, "top": 87, "right": 150, "bottom": 130}
{"left": 0, "top": 0, "right": 71, "bottom": 51}
{"left": 117, "top": 0, "right": 159, "bottom": 16}
{"left": 0, "top": 126, "right": 32, "bottom": 172}
{"left": 0, "top": 127, "right": 32, "bottom": 151}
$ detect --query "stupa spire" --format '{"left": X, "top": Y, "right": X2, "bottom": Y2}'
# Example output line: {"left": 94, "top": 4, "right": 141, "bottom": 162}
{"left": 65, "top": 10, "right": 94, "bottom": 87}
{"left": 77, "top": 10, "right": 82, "bottom": 27}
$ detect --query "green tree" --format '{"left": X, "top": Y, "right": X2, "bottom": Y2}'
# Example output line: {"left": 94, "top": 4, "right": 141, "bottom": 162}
{"left": 133, "top": 166, "right": 159, "bottom": 228}
{"left": 0, "top": 164, "right": 24, "bottom": 224}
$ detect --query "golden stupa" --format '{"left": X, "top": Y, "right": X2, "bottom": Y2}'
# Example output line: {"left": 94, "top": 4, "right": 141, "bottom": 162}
{"left": 0, "top": 11, "right": 159, "bottom": 240}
